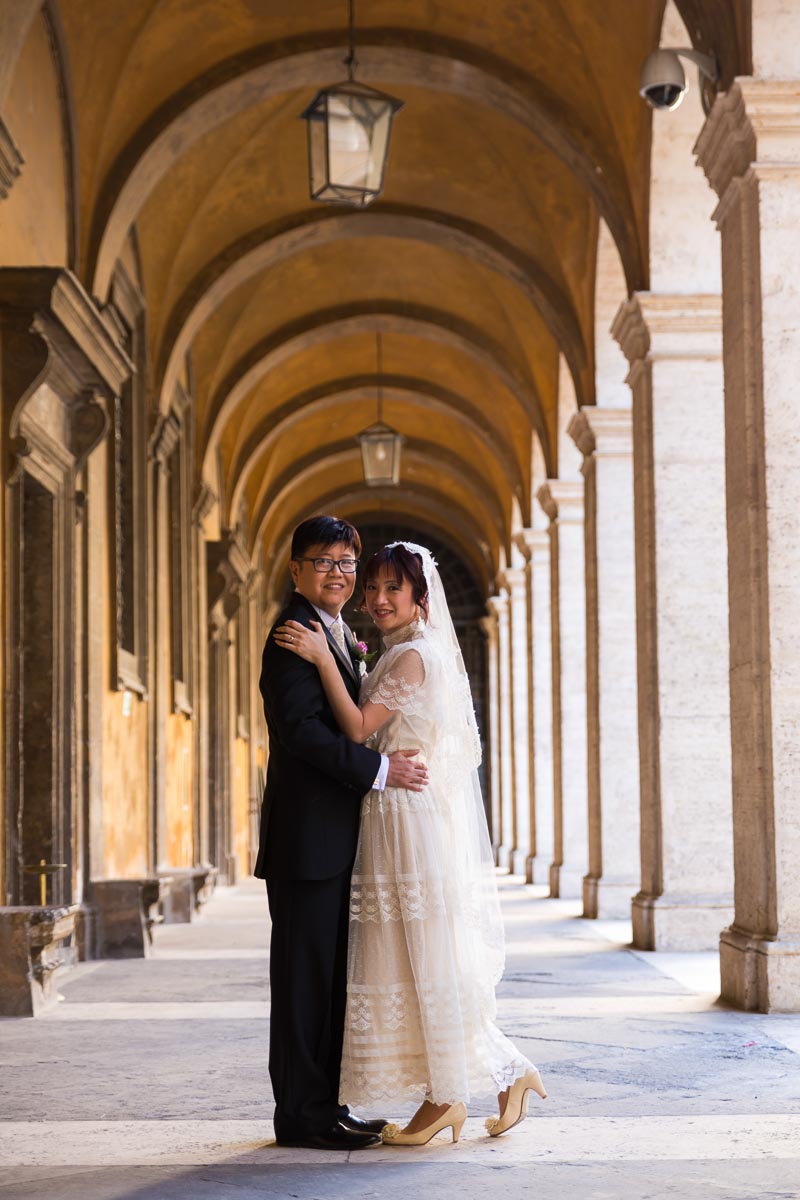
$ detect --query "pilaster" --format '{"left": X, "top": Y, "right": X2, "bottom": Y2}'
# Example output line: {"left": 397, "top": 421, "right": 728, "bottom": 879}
{"left": 568, "top": 406, "right": 640, "bottom": 920}
{"left": 613, "top": 290, "right": 734, "bottom": 951}
{"left": 479, "top": 611, "right": 501, "bottom": 862}
{"left": 536, "top": 479, "right": 587, "bottom": 899}
{"left": 0, "top": 269, "right": 130, "bottom": 975}
{"left": 695, "top": 80, "right": 800, "bottom": 1009}
{"left": 486, "top": 592, "right": 512, "bottom": 869}
{"left": 514, "top": 528, "right": 553, "bottom": 885}
{"left": 498, "top": 565, "right": 531, "bottom": 877}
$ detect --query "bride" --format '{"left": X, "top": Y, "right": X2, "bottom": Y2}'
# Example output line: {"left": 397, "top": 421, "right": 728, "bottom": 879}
{"left": 274, "top": 541, "right": 546, "bottom": 1145}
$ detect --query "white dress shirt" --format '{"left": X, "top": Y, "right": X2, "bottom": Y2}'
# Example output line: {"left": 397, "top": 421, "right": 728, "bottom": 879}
{"left": 308, "top": 601, "right": 389, "bottom": 792}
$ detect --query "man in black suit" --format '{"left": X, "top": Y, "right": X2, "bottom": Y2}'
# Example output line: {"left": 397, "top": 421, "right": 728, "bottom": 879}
{"left": 256, "top": 515, "right": 428, "bottom": 1151}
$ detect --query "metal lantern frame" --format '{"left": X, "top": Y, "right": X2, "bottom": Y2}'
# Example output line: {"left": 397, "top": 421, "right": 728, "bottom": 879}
{"left": 300, "top": 0, "right": 403, "bottom": 209}
{"left": 357, "top": 332, "right": 405, "bottom": 487}
{"left": 301, "top": 80, "right": 404, "bottom": 208}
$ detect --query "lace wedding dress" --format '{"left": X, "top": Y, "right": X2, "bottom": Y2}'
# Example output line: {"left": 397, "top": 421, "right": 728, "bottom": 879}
{"left": 338, "top": 544, "right": 535, "bottom": 1108}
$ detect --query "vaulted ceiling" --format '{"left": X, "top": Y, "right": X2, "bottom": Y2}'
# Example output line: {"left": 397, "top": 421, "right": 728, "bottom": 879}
{"left": 46, "top": 0, "right": 749, "bottom": 594}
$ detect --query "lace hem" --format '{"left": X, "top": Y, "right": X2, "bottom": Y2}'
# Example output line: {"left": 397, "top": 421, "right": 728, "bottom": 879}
{"left": 339, "top": 1054, "right": 533, "bottom": 1108}
{"left": 349, "top": 877, "right": 448, "bottom": 923}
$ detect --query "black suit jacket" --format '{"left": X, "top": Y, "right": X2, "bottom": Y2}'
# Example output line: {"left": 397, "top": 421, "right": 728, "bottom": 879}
{"left": 254, "top": 592, "right": 381, "bottom": 881}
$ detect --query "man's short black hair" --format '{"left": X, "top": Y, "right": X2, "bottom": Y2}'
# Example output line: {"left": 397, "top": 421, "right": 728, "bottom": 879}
{"left": 290, "top": 515, "right": 361, "bottom": 561}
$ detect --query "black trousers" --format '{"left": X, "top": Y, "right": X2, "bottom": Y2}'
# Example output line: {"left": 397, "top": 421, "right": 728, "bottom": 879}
{"left": 266, "top": 869, "right": 352, "bottom": 1140}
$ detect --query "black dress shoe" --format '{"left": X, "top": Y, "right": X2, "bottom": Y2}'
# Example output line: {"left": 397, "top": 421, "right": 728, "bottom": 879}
{"left": 276, "top": 1124, "right": 381, "bottom": 1151}
{"left": 339, "top": 1113, "right": 390, "bottom": 1134}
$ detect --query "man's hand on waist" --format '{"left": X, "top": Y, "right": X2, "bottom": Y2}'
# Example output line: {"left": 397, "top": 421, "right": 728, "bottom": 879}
{"left": 385, "top": 749, "right": 429, "bottom": 792}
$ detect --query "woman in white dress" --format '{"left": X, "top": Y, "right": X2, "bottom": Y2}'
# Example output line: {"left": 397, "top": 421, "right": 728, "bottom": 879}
{"left": 274, "top": 541, "right": 546, "bottom": 1145}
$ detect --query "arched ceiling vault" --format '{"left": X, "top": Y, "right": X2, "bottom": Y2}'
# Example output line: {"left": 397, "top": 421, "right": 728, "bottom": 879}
{"left": 155, "top": 205, "right": 588, "bottom": 416}
{"left": 21, "top": 0, "right": 747, "bottom": 601}
{"left": 85, "top": 35, "right": 647, "bottom": 300}
{"left": 202, "top": 305, "right": 553, "bottom": 478}
{"left": 227, "top": 377, "right": 526, "bottom": 527}
{"left": 252, "top": 441, "right": 508, "bottom": 561}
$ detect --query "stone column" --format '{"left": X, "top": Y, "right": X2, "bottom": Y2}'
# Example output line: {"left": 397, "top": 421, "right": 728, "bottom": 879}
{"left": 148, "top": 413, "right": 180, "bottom": 872}
{"left": 613, "top": 293, "right": 734, "bottom": 950}
{"left": 537, "top": 480, "right": 587, "bottom": 899}
{"left": 500, "top": 567, "right": 532, "bottom": 876}
{"left": 568, "top": 407, "right": 641, "bottom": 919}
{"left": 487, "top": 592, "right": 513, "bottom": 870}
{"left": 696, "top": 80, "right": 800, "bottom": 1009}
{"left": 514, "top": 528, "right": 554, "bottom": 885}
{"left": 479, "top": 611, "right": 502, "bottom": 859}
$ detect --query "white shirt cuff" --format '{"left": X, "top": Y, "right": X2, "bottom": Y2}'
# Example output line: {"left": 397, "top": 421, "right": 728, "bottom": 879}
{"left": 373, "top": 754, "right": 390, "bottom": 791}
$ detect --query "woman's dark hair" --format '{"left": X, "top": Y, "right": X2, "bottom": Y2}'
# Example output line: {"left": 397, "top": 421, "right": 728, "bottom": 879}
{"left": 360, "top": 544, "right": 429, "bottom": 618}
{"left": 291, "top": 515, "right": 361, "bottom": 560}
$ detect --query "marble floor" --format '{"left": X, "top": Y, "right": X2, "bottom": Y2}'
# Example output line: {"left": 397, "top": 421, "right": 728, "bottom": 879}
{"left": 1, "top": 877, "right": 799, "bottom": 1199}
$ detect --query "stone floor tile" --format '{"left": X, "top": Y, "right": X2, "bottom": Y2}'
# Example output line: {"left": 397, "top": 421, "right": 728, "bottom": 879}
{"left": 1, "top": 875, "right": 798, "bottom": 1199}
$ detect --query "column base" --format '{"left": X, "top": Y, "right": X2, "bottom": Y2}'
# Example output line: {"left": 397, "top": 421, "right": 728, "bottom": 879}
{"left": 528, "top": 853, "right": 552, "bottom": 887}
{"left": 496, "top": 843, "right": 514, "bottom": 871}
{"left": 550, "top": 862, "right": 585, "bottom": 900}
{"left": 583, "top": 874, "right": 637, "bottom": 920}
{"left": 510, "top": 848, "right": 531, "bottom": 877}
{"left": 720, "top": 926, "right": 800, "bottom": 1013}
{"left": 632, "top": 891, "right": 733, "bottom": 951}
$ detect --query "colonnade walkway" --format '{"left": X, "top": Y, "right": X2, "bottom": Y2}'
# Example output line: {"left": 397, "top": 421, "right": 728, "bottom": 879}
{"left": 2, "top": 878, "right": 799, "bottom": 1200}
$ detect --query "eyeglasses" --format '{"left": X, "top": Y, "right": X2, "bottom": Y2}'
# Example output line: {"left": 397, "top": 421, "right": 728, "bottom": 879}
{"left": 294, "top": 556, "right": 360, "bottom": 574}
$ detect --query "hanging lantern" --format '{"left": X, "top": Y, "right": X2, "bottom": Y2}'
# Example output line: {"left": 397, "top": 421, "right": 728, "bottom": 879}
{"left": 358, "top": 420, "right": 405, "bottom": 486}
{"left": 301, "top": 1, "right": 403, "bottom": 208}
{"left": 357, "top": 332, "right": 404, "bottom": 485}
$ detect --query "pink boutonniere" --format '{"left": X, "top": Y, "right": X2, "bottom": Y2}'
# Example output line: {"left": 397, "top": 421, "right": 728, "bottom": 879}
{"left": 351, "top": 639, "right": 377, "bottom": 677}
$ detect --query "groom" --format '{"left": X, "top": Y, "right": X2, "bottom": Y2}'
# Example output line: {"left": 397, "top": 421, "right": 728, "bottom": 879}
{"left": 255, "top": 515, "right": 428, "bottom": 1150}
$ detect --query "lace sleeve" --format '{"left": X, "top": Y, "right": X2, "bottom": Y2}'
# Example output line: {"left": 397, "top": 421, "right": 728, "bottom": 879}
{"left": 366, "top": 648, "right": 426, "bottom": 714}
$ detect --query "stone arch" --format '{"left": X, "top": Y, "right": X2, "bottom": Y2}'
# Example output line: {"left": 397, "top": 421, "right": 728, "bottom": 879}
{"left": 0, "top": 3, "right": 80, "bottom": 270}
{"left": 226, "top": 374, "right": 526, "bottom": 528}
{"left": 87, "top": 34, "right": 644, "bottom": 299}
{"left": 156, "top": 205, "right": 587, "bottom": 412}
{"left": 252, "top": 442, "right": 508, "bottom": 564}
{"left": 203, "top": 302, "right": 552, "bottom": 475}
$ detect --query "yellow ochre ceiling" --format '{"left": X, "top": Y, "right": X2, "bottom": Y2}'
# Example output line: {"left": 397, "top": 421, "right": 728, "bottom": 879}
{"left": 48, "top": 0, "right": 748, "bottom": 593}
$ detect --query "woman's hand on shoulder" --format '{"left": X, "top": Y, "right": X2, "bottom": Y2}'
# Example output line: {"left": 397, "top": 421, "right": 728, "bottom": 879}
{"left": 273, "top": 619, "right": 331, "bottom": 666}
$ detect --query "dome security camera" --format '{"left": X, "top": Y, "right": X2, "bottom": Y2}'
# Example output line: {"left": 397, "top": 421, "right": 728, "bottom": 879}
{"left": 639, "top": 48, "right": 718, "bottom": 113}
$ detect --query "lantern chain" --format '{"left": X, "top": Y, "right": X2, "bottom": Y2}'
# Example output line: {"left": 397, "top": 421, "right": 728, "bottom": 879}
{"left": 345, "top": 0, "right": 357, "bottom": 81}
{"left": 376, "top": 330, "right": 383, "bottom": 423}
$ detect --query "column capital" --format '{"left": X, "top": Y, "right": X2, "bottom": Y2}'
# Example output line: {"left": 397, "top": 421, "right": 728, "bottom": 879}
{"left": 149, "top": 411, "right": 181, "bottom": 465}
{"left": 207, "top": 531, "right": 253, "bottom": 620}
{"left": 513, "top": 527, "right": 549, "bottom": 561}
{"left": 567, "top": 406, "right": 632, "bottom": 460}
{"left": 497, "top": 566, "right": 526, "bottom": 593}
{"left": 612, "top": 293, "right": 722, "bottom": 366}
{"left": 536, "top": 479, "right": 584, "bottom": 524}
{"left": 486, "top": 593, "right": 508, "bottom": 620}
{"left": 0, "top": 269, "right": 128, "bottom": 473}
{"left": 192, "top": 481, "right": 218, "bottom": 529}
{"left": 696, "top": 79, "right": 800, "bottom": 201}
{"left": 478, "top": 613, "right": 497, "bottom": 641}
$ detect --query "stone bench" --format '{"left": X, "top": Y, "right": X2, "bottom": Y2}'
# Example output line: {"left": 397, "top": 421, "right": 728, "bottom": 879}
{"left": 156, "top": 865, "right": 217, "bottom": 924}
{"left": 89, "top": 878, "right": 169, "bottom": 958}
{"left": 0, "top": 904, "right": 79, "bottom": 1016}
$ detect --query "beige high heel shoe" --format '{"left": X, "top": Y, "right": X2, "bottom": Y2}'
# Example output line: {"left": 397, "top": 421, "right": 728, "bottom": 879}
{"left": 485, "top": 1069, "right": 547, "bottom": 1137}
{"left": 381, "top": 1101, "right": 468, "bottom": 1146}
